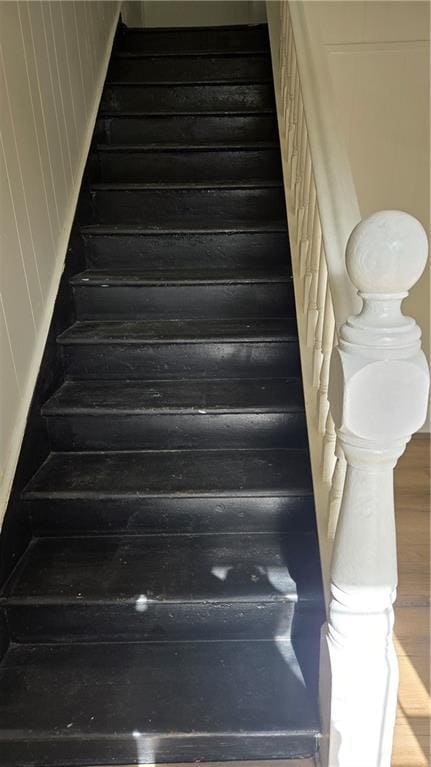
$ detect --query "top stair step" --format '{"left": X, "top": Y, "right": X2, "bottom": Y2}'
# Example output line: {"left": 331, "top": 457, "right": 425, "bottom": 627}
{"left": 116, "top": 23, "right": 270, "bottom": 56}
{"left": 108, "top": 53, "right": 272, "bottom": 84}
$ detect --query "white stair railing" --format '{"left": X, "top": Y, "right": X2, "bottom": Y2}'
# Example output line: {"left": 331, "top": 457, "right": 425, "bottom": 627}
{"left": 267, "top": 3, "right": 430, "bottom": 766}
{"left": 326, "top": 211, "right": 429, "bottom": 767}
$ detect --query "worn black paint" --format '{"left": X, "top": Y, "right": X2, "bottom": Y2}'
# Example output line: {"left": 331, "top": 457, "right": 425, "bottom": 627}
{"left": 86, "top": 183, "right": 286, "bottom": 226}
{"left": 116, "top": 22, "right": 270, "bottom": 55}
{"left": 108, "top": 52, "right": 273, "bottom": 84}
{"left": 83, "top": 227, "right": 290, "bottom": 270}
{"left": 92, "top": 146, "right": 283, "bottom": 183}
{"left": 2, "top": 532, "right": 323, "bottom": 642}
{"left": 0, "top": 641, "right": 319, "bottom": 766}
{"left": 71, "top": 270, "right": 294, "bottom": 320}
{"left": 95, "top": 113, "right": 279, "bottom": 145}
{"left": 28, "top": 495, "right": 316, "bottom": 537}
{"left": 101, "top": 82, "right": 276, "bottom": 114}
{"left": 0, "top": 20, "right": 324, "bottom": 765}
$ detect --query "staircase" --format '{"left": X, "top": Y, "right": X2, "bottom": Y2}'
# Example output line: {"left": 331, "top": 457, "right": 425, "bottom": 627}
{"left": 0, "top": 22, "right": 324, "bottom": 766}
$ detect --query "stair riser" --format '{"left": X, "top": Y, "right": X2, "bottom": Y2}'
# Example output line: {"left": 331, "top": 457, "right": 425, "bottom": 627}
{"left": 73, "top": 283, "right": 294, "bottom": 320}
{"left": 95, "top": 114, "right": 278, "bottom": 145}
{"left": 83, "top": 230, "right": 290, "bottom": 270}
{"left": 62, "top": 341, "right": 301, "bottom": 379}
{"left": 92, "top": 149, "right": 282, "bottom": 183}
{"left": 117, "top": 26, "right": 269, "bottom": 55}
{"left": 46, "top": 412, "right": 307, "bottom": 451}
{"left": 100, "top": 83, "right": 275, "bottom": 114}
{"left": 7, "top": 601, "right": 321, "bottom": 643}
{"left": 108, "top": 54, "right": 272, "bottom": 83}
{"left": 85, "top": 187, "right": 286, "bottom": 226}
{"left": 28, "top": 496, "right": 316, "bottom": 536}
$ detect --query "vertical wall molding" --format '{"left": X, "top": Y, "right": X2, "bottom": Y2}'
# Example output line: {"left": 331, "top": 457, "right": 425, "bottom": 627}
{"left": 0, "top": 2, "right": 121, "bottom": 525}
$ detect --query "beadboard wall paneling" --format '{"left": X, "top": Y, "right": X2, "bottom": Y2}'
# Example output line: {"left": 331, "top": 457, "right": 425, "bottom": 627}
{"left": 302, "top": 1, "right": 430, "bottom": 429}
{"left": 121, "top": 1, "right": 266, "bottom": 28}
{"left": 0, "top": 1, "right": 120, "bottom": 525}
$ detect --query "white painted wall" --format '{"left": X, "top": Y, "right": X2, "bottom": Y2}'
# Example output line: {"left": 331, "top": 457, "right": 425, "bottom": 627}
{"left": 0, "top": 1, "right": 120, "bottom": 525}
{"left": 121, "top": 1, "right": 266, "bottom": 28}
{"left": 304, "top": 1, "right": 430, "bottom": 428}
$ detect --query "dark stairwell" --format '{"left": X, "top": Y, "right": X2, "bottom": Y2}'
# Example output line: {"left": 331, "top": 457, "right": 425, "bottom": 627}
{"left": 0, "top": 21, "right": 325, "bottom": 766}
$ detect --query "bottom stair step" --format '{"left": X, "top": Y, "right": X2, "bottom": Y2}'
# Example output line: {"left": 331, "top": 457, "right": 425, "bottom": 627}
{"left": 0, "top": 640, "right": 320, "bottom": 766}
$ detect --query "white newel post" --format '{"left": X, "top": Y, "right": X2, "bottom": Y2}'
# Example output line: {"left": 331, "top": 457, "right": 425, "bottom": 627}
{"left": 325, "top": 211, "right": 430, "bottom": 767}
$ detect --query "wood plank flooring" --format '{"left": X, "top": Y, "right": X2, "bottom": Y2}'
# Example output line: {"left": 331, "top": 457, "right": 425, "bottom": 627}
{"left": 393, "top": 435, "right": 430, "bottom": 767}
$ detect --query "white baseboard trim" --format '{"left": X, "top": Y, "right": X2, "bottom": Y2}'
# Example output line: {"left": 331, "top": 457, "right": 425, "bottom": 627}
{"left": 0, "top": 3, "right": 121, "bottom": 528}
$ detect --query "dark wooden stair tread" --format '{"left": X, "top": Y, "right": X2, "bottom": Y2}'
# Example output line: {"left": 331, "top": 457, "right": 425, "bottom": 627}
{"left": 42, "top": 378, "right": 303, "bottom": 415}
{"left": 2, "top": 532, "right": 321, "bottom": 603}
{"left": 116, "top": 23, "right": 270, "bottom": 55}
{"left": 57, "top": 318, "right": 298, "bottom": 345}
{"left": 106, "top": 51, "right": 273, "bottom": 85}
{"left": 110, "top": 51, "right": 272, "bottom": 60}
{"left": 80, "top": 222, "right": 288, "bottom": 234}
{"left": 100, "top": 83, "right": 276, "bottom": 116}
{"left": 0, "top": 641, "right": 319, "bottom": 765}
{"left": 99, "top": 108, "right": 277, "bottom": 117}
{"left": 90, "top": 179, "right": 284, "bottom": 189}
{"left": 114, "top": 49, "right": 271, "bottom": 57}
{"left": 94, "top": 113, "right": 279, "bottom": 148}
{"left": 23, "top": 449, "right": 312, "bottom": 498}
{"left": 106, "top": 78, "right": 274, "bottom": 86}
{"left": 91, "top": 146, "right": 283, "bottom": 184}
{"left": 70, "top": 267, "right": 291, "bottom": 286}
{"left": 116, "top": 48, "right": 271, "bottom": 57}
{"left": 85, "top": 185, "right": 286, "bottom": 227}
{"left": 96, "top": 141, "right": 279, "bottom": 151}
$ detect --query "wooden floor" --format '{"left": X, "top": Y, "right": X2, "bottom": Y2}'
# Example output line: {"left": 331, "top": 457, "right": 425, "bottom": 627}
{"left": 392, "top": 434, "right": 430, "bottom": 767}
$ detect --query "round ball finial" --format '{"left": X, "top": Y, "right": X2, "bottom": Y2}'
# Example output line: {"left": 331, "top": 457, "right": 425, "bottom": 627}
{"left": 346, "top": 210, "right": 428, "bottom": 294}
